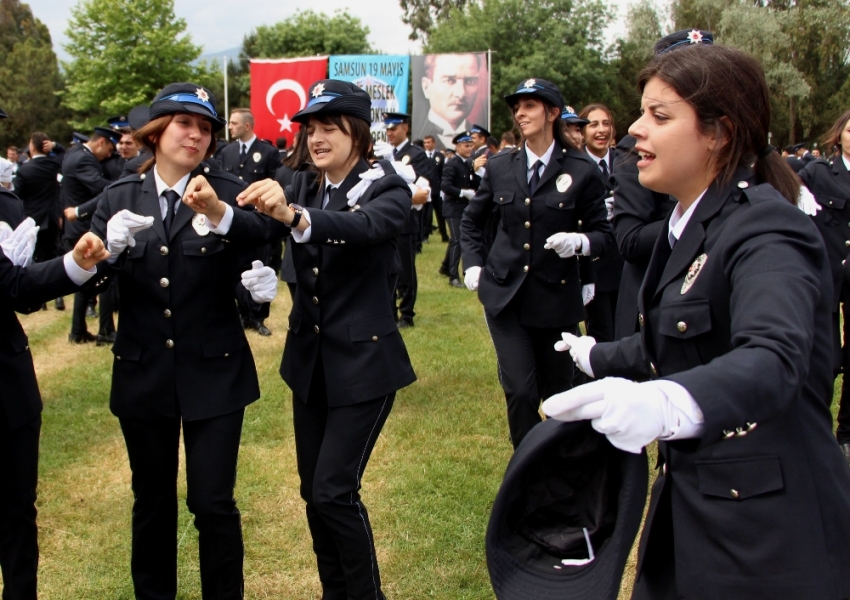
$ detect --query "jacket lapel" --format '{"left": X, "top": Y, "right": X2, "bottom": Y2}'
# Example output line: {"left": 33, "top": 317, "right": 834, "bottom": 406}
{"left": 512, "top": 149, "right": 530, "bottom": 195}
{"left": 169, "top": 166, "right": 203, "bottom": 241}
{"left": 832, "top": 156, "right": 850, "bottom": 186}
{"left": 139, "top": 172, "right": 168, "bottom": 244}
{"left": 536, "top": 142, "right": 566, "bottom": 192}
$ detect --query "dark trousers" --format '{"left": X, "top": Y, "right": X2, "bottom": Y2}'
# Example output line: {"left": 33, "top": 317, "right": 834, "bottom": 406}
{"left": 0, "top": 413, "right": 40, "bottom": 600}
{"left": 293, "top": 365, "right": 392, "bottom": 600}
{"left": 485, "top": 303, "right": 577, "bottom": 449}
{"left": 443, "top": 216, "right": 463, "bottom": 279}
{"left": 395, "top": 233, "right": 417, "bottom": 323}
{"left": 118, "top": 410, "right": 245, "bottom": 600}
{"left": 834, "top": 307, "right": 850, "bottom": 443}
{"left": 33, "top": 224, "right": 59, "bottom": 265}
{"left": 585, "top": 289, "right": 618, "bottom": 343}
{"left": 98, "top": 286, "right": 117, "bottom": 336}
{"left": 433, "top": 199, "right": 449, "bottom": 242}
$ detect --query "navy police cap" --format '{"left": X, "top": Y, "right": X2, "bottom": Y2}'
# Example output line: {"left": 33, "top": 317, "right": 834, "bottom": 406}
{"left": 504, "top": 78, "right": 565, "bottom": 112}
{"left": 293, "top": 80, "right": 371, "bottom": 126}
{"left": 654, "top": 29, "right": 714, "bottom": 54}
{"left": 107, "top": 115, "right": 130, "bottom": 129}
{"left": 470, "top": 124, "right": 491, "bottom": 139}
{"left": 93, "top": 126, "right": 122, "bottom": 146}
{"left": 128, "top": 105, "right": 150, "bottom": 130}
{"left": 452, "top": 131, "right": 474, "bottom": 145}
{"left": 150, "top": 82, "right": 226, "bottom": 132}
{"left": 561, "top": 105, "right": 590, "bottom": 126}
{"left": 383, "top": 112, "right": 410, "bottom": 127}
{"left": 72, "top": 132, "right": 89, "bottom": 144}
{"left": 793, "top": 142, "right": 807, "bottom": 151}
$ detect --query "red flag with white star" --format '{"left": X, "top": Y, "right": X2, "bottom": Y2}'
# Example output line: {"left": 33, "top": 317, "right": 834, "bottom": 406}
{"left": 250, "top": 57, "right": 329, "bottom": 145}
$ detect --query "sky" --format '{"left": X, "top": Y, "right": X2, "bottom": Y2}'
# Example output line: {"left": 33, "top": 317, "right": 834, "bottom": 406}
{"left": 24, "top": 0, "right": 631, "bottom": 63}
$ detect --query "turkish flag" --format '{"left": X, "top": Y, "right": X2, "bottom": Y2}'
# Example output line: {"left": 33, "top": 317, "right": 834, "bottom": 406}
{"left": 250, "top": 57, "right": 328, "bottom": 146}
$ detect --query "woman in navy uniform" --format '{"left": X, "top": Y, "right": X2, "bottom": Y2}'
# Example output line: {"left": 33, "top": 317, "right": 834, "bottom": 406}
{"left": 798, "top": 110, "right": 850, "bottom": 463}
{"left": 184, "top": 79, "right": 415, "bottom": 600}
{"left": 459, "top": 78, "right": 612, "bottom": 449}
{"left": 89, "top": 83, "right": 277, "bottom": 599}
{"left": 545, "top": 44, "right": 850, "bottom": 599}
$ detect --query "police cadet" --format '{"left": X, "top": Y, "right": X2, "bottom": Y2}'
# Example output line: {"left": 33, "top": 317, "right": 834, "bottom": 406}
{"left": 0, "top": 101, "right": 112, "bottom": 600}
{"left": 89, "top": 83, "right": 277, "bottom": 600}
{"left": 183, "top": 78, "right": 416, "bottom": 600}
{"left": 799, "top": 109, "right": 850, "bottom": 463}
{"left": 441, "top": 131, "right": 479, "bottom": 287}
{"left": 547, "top": 43, "right": 850, "bottom": 599}
{"left": 423, "top": 135, "right": 449, "bottom": 242}
{"left": 220, "top": 108, "right": 280, "bottom": 336}
{"left": 384, "top": 111, "right": 433, "bottom": 328}
{"left": 61, "top": 125, "right": 121, "bottom": 343}
{"left": 459, "top": 78, "right": 612, "bottom": 449}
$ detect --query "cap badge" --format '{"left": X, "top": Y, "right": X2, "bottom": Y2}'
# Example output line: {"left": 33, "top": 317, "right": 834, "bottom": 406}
{"left": 524, "top": 79, "right": 537, "bottom": 89}
{"left": 681, "top": 253, "right": 707, "bottom": 294}
{"left": 195, "top": 88, "right": 209, "bottom": 102}
{"left": 311, "top": 83, "right": 326, "bottom": 98}
{"left": 688, "top": 29, "right": 703, "bottom": 44}
{"left": 192, "top": 212, "right": 210, "bottom": 236}
{"left": 556, "top": 174, "right": 572, "bottom": 193}
{"left": 565, "top": 106, "right": 575, "bottom": 115}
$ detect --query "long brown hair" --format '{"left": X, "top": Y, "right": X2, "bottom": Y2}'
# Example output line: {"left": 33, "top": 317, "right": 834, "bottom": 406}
{"left": 133, "top": 114, "right": 216, "bottom": 174}
{"left": 511, "top": 97, "right": 579, "bottom": 153}
{"left": 821, "top": 109, "right": 850, "bottom": 158}
{"left": 638, "top": 45, "right": 799, "bottom": 204}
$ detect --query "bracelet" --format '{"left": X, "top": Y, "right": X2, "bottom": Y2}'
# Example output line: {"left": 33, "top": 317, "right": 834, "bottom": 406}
{"left": 287, "top": 204, "right": 303, "bottom": 228}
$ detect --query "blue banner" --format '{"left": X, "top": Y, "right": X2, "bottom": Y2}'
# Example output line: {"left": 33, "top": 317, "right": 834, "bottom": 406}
{"left": 329, "top": 55, "right": 410, "bottom": 142}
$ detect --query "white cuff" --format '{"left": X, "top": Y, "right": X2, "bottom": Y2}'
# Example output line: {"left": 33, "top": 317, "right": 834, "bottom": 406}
{"left": 291, "top": 209, "right": 312, "bottom": 243}
{"left": 653, "top": 380, "right": 705, "bottom": 440}
{"left": 208, "top": 204, "right": 234, "bottom": 235}
{"left": 63, "top": 252, "right": 97, "bottom": 286}
{"left": 579, "top": 233, "right": 591, "bottom": 256}
{"left": 475, "top": 167, "right": 486, "bottom": 178}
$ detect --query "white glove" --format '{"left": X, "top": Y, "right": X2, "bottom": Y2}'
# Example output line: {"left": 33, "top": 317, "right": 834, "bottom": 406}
{"left": 241, "top": 260, "right": 278, "bottom": 304}
{"left": 0, "top": 221, "right": 13, "bottom": 244}
{"left": 605, "top": 197, "right": 615, "bottom": 221}
{"left": 372, "top": 140, "right": 394, "bottom": 158}
{"left": 797, "top": 185, "right": 822, "bottom": 216}
{"left": 544, "top": 232, "right": 583, "bottom": 258}
{"left": 106, "top": 210, "right": 154, "bottom": 255}
{"left": 543, "top": 377, "right": 674, "bottom": 454}
{"left": 554, "top": 332, "right": 596, "bottom": 377}
{"left": 464, "top": 266, "right": 481, "bottom": 291}
{"left": 348, "top": 165, "right": 386, "bottom": 207}
{"left": 0, "top": 218, "right": 38, "bottom": 267}
{"left": 460, "top": 189, "right": 475, "bottom": 200}
{"left": 582, "top": 283, "right": 595, "bottom": 306}
{"left": 389, "top": 161, "right": 416, "bottom": 183}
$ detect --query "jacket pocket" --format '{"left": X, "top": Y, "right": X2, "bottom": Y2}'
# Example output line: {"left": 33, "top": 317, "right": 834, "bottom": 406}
{"left": 659, "top": 299, "right": 711, "bottom": 339}
{"left": 485, "top": 259, "right": 510, "bottom": 284}
{"left": 696, "top": 455, "right": 784, "bottom": 500}
{"left": 10, "top": 327, "right": 29, "bottom": 353}
{"left": 182, "top": 236, "right": 225, "bottom": 257}
{"left": 126, "top": 240, "right": 147, "bottom": 260}
{"left": 112, "top": 334, "right": 143, "bottom": 362}
{"left": 349, "top": 315, "right": 397, "bottom": 342}
{"left": 202, "top": 332, "right": 247, "bottom": 358}
{"left": 543, "top": 190, "right": 576, "bottom": 211}
{"left": 820, "top": 194, "right": 846, "bottom": 211}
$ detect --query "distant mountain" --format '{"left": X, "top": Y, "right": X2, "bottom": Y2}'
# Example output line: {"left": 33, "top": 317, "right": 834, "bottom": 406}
{"left": 194, "top": 46, "right": 242, "bottom": 66}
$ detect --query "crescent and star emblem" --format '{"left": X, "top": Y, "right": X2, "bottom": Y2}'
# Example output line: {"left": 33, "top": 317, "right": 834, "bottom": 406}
{"left": 265, "top": 79, "right": 307, "bottom": 133}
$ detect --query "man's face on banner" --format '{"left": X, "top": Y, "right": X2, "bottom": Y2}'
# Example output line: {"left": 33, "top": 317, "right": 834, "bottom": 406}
{"left": 422, "top": 54, "right": 481, "bottom": 130}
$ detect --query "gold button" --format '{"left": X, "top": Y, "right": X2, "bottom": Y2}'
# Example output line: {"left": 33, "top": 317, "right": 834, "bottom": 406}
{"left": 165, "top": 339, "right": 174, "bottom": 349}
{"left": 204, "top": 167, "right": 210, "bottom": 173}
{"left": 371, "top": 335, "right": 378, "bottom": 342}
{"left": 160, "top": 278, "right": 169, "bottom": 288}
{"left": 224, "top": 352, "right": 229, "bottom": 358}
{"left": 677, "top": 321, "right": 687, "bottom": 333}
{"left": 524, "top": 198, "right": 530, "bottom": 205}
{"left": 845, "top": 240, "right": 850, "bottom": 247}
{"left": 722, "top": 429, "right": 735, "bottom": 439}
{"left": 238, "top": 175, "right": 243, "bottom": 180}
{"left": 201, "top": 247, "right": 207, "bottom": 254}
{"left": 312, "top": 267, "right": 319, "bottom": 276}
{"left": 662, "top": 464, "right": 667, "bottom": 475}
{"left": 639, "top": 313, "right": 645, "bottom": 327}
{"left": 314, "top": 325, "right": 320, "bottom": 334}
{"left": 116, "top": 356, "right": 121, "bottom": 361}
{"left": 523, "top": 243, "right": 530, "bottom": 250}
{"left": 160, "top": 246, "right": 169, "bottom": 256}
{"left": 650, "top": 362, "right": 658, "bottom": 376}
{"left": 139, "top": 173, "right": 146, "bottom": 180}
{"left": 312, "top": 296, "right": 319, "bottom": 305}
{"left": 737, "top": 181, "right": 748, "bottom": 189}
{"left": 523, "top": 265, "right": 529, "bottom": 272}
{"left": 524, "top": 221, "right": 530, "bottom": 228}
{"left": 163, "top": 309, "right": 172, "bottom": 318}
{"left": 558, "top": 203, "right": 564, "bottom": 208}
{"left": 730, "top": 489, "right": 740, "bottom": 499}
{"left": 577, "top": 220, "right": 583, "bottom": 227}
{"left": 560, "top": 280, "right": 566, "bottom": 284}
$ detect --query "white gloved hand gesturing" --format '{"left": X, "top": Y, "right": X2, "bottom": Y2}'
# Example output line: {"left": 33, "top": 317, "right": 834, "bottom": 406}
{"left": 460, "top": 189, "right": 475, "bottom": 200}
{"left": 241, "top": 260, "right": 278, "bottom": 304}
{"left": 544, "top": 232, "right": 583, "bottom": 258}
{"left": 543, "top": 377, "right": 673, "bottom": 454}
{"left": 554, "top": 332, "right": 596, "bottom": 377}
{"left": 464, "top": 266, "right": 481, "bottom": 291}
{"left": 582, "top": 283, "right": 595, "bottom": 306}
{"left": 372, "top": 140, "right": 394, "bottom": 158}
{"left": 605, "top": 197, "right": 615, "bottom": 221}
{"left": 797, "top": 185, "right": 822, "bottom": 216}
{"left": 106, "top": 210, "right": 154, "bottom": 255}
{"left": 0, "top": 218, "right": 39, "bottom": 267}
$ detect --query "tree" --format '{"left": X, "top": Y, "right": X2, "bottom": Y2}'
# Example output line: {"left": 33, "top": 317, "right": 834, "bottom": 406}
{"left": 425, "top": 0, "right": 614, "bottom": 139}
{"left": 0, "top": 0, "right": 68, "bottom": 149}
{"left": 398, "top": 0, "right": 468, "bottom": 41}
{"left": 62, "top": 0, "right": 203, "bottom": 130}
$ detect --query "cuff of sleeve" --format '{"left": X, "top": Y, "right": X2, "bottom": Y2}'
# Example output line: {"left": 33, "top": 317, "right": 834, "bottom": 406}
{"left": 579, "top": 233, "right": 591, "bottom": 256}
{"left": 291, "top": 209, "right": 312, "bottom": 243}
{"left": 63, "top": 252, "right": 97, "bottom": 285}
{"left": 653, "top": 379, "right": 705, "bottom": 440}
{"left": 476, "top": 167, "right": 486, "bottom": 178}
{"left": 208, "top": 204, "right": 234, "bottom": 235}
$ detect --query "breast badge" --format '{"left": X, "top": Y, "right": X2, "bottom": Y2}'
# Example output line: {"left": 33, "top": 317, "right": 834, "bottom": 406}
{"left": 192, "top": 212, "right": 210, "bottom": 236}
{"left": 681, "top": 253, "right": 707, "bottom": 294}
{"left": 556, "top": 174, "right": 572, "bottom": 193}
{"left": 253, "top": 152, "right": 261, "bottom": 163}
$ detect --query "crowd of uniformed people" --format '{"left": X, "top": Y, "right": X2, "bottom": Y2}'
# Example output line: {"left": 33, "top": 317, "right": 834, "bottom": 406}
{"left": 1, "top": 25, "right": 850, "bottom": 600}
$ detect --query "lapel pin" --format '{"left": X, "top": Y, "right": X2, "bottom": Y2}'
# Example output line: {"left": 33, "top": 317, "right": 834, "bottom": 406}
{"left": 681, "top": 253, "right": 707, "bottom": 294}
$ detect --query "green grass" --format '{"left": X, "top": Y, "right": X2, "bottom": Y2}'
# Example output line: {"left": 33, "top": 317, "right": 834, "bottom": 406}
{"left": 12, "top": 238, "right": 844, "bottom": 599}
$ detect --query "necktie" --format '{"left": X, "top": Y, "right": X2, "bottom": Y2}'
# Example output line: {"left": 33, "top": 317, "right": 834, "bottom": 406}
{"left": 599, "top": 159, "right": 609, "bottom": 178}
{"left": 529, "top": 160, "right": 543, "bottom": 196}
{"left": 323, "top": 186, "right": 336, "bottom": 209}
{"left": 393, "top": 147, "right": 398, "bottom": 159}
{"left": 163, "top": 189, "right": 179, "bottom": 236}
{"left": 239, "top": 143, "right": 247, "bottom": 164}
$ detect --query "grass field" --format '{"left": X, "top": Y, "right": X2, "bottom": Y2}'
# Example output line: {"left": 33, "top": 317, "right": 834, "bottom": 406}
{"left": 11, "top": 237, "right": 843, "bottom": 599}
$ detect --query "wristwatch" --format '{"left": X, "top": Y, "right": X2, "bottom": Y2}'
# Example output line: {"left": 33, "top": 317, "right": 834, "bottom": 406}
{"left": 287, "top": 203, "right": 304, "bottom": 228}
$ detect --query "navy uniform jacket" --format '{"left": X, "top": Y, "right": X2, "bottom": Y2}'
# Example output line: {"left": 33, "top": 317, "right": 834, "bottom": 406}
{"left": 226, "top": 159, "right": 417, "bottom": 406}
{"left": 589, "top": 173, "right": 850, "bottom": 599}
{"left": 102, "top": 153, "right": 125, "bottom": 181}
{"left": 611, "top": 136, "right": 676, "bottom": 339}
{"left": 440, "top": 154, "right": 477, "bottom": 219}
{"left": 588, "top": 147, "right": 624, "bottom": 293}
{"left": 13, "top": 150, "right": 64, "bottom": 230}
{"left": 61, "top": 145, "right": 111, "bottom": 244}
{"left": 89, "top": 166, "right": 262, "bottom": 421}
{"left": 799, "top": 157, "right": 850, "bottom": 310}
{"left": 426, "top": 150, "right": 444, "bottom": 205}
{"left": 220, "top": 138, "right": 279, "bottom": 185}
{"left": 460, "top": 142, "right": 613, "bottom": 328}
{"left": 0, "top": 186, "right": 25, "bottom": 228}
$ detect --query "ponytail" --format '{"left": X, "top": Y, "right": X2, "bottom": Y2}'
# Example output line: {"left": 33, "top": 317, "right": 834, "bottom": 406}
{"left": 754, "top": 150, "right": 800, "bottom": 206}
